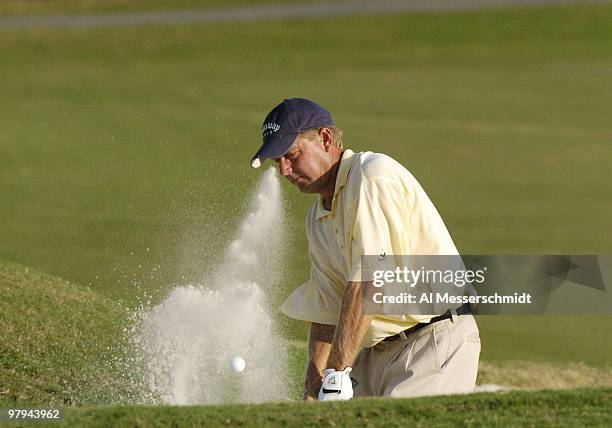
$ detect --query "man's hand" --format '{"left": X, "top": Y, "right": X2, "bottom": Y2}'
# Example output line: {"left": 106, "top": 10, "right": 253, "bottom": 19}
{"left": 318, "top": 367, "right": 354, "bottom": 401}
{"left": 303, "top": 360, "right": 324, "bottom": 401}
{"left": 303, "top": 323, "right": 335, "bottom": 400}
{"left": 303, "top": 282, "right": 372, "bottom": 400}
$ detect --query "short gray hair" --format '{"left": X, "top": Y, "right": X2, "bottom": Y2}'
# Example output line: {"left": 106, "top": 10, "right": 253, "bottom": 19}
{"left": 300, "top": 126, "right": 344, "bottom": 150}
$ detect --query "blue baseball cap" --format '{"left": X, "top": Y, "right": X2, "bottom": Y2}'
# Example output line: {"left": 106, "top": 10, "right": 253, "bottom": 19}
{"left": 251, "top": 98, "right": 334, "bottom": 168}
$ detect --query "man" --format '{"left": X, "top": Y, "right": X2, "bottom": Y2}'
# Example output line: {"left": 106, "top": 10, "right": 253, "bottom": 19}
{"left": 251, "top": 98, "right": 481, "bottom": 400}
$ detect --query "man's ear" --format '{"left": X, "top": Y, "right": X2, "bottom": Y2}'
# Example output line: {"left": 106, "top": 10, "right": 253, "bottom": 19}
{"left": 320, "top": 128, "right": 333, "bottom": 152}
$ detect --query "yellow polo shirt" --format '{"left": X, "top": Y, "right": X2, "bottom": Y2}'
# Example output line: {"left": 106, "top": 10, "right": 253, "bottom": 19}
{"left": 280, "top": 149, "right": 459, "bottom": 347}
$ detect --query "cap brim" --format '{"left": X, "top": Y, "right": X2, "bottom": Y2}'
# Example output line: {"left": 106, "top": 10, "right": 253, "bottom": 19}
{"left": 251, "top": 157, "right": 262, "bottom": 168}
{"left": 250, "top": 131, "right": 299, "bottom": 169}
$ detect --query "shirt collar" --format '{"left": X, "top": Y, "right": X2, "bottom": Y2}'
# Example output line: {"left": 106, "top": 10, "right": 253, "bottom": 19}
{"left": 315, "top": 149, "right": 356, "bottom": 220}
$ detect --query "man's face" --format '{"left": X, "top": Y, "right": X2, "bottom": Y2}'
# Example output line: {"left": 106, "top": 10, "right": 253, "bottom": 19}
{"left": 274, "top": 132, "right": 332, "bottom": 194}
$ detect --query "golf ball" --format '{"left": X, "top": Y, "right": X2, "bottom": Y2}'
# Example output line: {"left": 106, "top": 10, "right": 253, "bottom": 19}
{"left": 230, "top": 356, "right": 246, "bottom": 373}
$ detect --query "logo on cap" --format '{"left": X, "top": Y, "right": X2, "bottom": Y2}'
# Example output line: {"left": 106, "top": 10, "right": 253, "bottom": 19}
{"left": 262, "top": 122, "right": 281, "bottom": 138}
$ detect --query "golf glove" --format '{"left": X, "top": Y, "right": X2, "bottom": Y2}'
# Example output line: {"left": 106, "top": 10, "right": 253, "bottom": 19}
{"left": 318, "top": 367, "right": 353, "bottom": 401}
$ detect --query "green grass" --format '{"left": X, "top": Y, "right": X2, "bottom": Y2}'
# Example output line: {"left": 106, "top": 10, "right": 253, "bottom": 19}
{"left": 0, "top": 261, "right": 129, "bottom": 406}
{"left": 477, "top": 316, "right": 612, "bottom": 368}
{"left": 5, "top": 388, "right": 611, "bottom": 427}
{"left": 1, "top": 2, "right": 612, "bottom": 413}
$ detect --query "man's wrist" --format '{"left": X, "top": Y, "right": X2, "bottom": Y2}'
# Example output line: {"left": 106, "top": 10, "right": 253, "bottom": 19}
{"left": 326, "top": 353, "right": 349, "bottom": 371}
{"left": 304, "top": 363, "right": 323, "bottom": 399}
{"left": 328, "top": 363, "right": 345, "bottom": 371}
{"left": 323, "top": 366, "right": 352, "bottom": 373}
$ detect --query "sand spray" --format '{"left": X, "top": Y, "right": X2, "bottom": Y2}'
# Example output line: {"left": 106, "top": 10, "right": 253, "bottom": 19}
{"left": 124, "top": 168, "right": 289, "bottom": 404}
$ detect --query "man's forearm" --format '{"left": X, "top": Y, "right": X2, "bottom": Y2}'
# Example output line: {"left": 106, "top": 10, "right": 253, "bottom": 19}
{"left": 303, "top": 322, "right": 335, "bottom": 400}
{"left": 327, "top": 281, "right": 373, "bottom": 370}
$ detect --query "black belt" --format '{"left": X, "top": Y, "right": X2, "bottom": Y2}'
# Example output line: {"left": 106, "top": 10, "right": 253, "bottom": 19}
{"left": 382, "top": 303, "right": 472, "bottom": 343}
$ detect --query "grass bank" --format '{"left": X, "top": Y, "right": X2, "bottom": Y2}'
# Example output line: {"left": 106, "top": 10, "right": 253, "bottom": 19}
{"left": 0, "top": 261, "right": 129, "bottom": 406}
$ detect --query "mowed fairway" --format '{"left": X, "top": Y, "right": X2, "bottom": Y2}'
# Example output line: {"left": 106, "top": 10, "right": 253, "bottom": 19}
{"left": 1, "top": 1, "right": 611, "bottom": 411}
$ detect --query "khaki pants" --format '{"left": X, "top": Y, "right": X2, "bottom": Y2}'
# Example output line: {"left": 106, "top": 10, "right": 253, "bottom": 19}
{"left": 351, "top": 314, "right": 481, "bottom": 398}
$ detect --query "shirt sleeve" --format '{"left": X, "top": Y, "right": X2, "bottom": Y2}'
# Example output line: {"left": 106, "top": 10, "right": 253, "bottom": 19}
{"left": 280, "top": 283, "right": 338, "bottom": 326}
{"left": 348, "top": 175, "right": 411, "bottom": 282}
{"left": 280, "top": 263, "right": 343, "bottom": 325}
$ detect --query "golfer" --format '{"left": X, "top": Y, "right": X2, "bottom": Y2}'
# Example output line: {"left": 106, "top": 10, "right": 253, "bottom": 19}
{"left": 251, "top": 98, "right": 481, "bottom": 400}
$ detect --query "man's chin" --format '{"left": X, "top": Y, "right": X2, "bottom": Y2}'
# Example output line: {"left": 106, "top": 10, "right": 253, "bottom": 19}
{"left": 297, "top": 182, "right": 317, "bottom": 194}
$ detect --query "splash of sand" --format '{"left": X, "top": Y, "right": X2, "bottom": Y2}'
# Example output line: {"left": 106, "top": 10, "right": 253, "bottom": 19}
{"left": 127, "top": 168, "right": 288, "bottom": 404}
